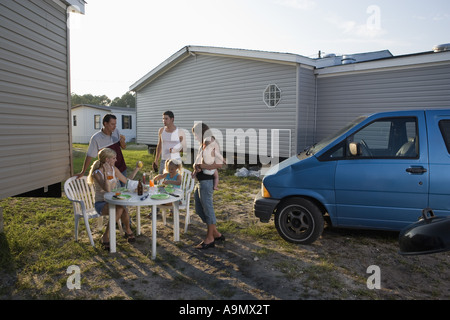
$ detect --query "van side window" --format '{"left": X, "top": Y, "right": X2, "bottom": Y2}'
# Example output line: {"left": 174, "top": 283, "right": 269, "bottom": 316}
{"left": 348, "top": 117, "right": 418, "bottom": 159}
{"left": 438, "top": 120, "right": 450, "bottom": 153}
{"left": 326, "top": 142, "right": 345, "bottom": 159}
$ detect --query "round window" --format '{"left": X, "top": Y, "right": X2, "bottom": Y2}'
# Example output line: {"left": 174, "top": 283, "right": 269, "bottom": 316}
{"left": 263, "top": 84, "right": 281, "bottom": 108}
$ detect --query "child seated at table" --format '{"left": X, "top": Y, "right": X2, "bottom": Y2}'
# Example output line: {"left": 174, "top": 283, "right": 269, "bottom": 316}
{"left": 87, "top": 147, "right": 141, "bottom": 249}
{"left": 153, "top": 159, "right": 182, "bottom": 188}
{"left": 152, "top": 159, "right": 183, "bottom": 219}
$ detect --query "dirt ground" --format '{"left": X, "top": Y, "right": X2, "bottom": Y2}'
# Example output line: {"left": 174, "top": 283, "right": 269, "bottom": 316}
{"left": 54, "top": 194, "right": 450, "bottom": 301}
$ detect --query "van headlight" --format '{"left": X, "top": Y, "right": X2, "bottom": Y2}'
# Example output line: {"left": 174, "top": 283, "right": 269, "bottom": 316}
{"left": 261, "top": 183, "right": 271, "bottom": 198}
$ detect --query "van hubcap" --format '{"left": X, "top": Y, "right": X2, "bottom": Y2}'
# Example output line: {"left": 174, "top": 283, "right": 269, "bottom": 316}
{"left": 285, "top": 207, "right": 311, "bottom": 234}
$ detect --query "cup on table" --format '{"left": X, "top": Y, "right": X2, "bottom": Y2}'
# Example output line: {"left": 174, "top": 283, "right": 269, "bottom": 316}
{"left": 149, "top": 186, "right": 157, "bottom": 195}
{"left": 106, "top": 171, "right": 114, "bottom": 181}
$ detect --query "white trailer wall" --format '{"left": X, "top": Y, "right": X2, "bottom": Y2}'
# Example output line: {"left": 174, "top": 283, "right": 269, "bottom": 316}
{"left": 0, "top": 0, "right": 73, "bottom": 198}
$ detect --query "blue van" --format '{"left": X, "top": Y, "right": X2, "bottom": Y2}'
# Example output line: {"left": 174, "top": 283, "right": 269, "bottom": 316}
{"left": 254, "top": 109, "right": 450, "bottom": 244}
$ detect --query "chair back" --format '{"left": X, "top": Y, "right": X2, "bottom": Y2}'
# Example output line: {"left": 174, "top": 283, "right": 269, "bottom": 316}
{"left": 180, "top": 169, "right": 194, "bottom": 204}
{"left": 64, "top": 176, "right": 96, "bottom": 214}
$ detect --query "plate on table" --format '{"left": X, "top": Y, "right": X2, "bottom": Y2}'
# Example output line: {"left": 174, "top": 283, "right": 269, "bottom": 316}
{"left": 165, "top": 186, "right": 175, "bottom": 193}
{"left": 112, "top": 187, "right": 127, "bottom": 192}
{"left": 151, "top": 193, "right": 170, "bottom": 200}
{"left": 112, "top": 194, "right": 131, "bottom": 200}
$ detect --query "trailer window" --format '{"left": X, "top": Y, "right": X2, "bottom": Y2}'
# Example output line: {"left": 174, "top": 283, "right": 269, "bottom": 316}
{"left": 263, "top": 84, "right": 281, "bottom": 108}
{"left": 122, "top": 115, "right": 132, "bottom": 129}
{"left": 94, "top": 115, "right": 101, "bottom": 129}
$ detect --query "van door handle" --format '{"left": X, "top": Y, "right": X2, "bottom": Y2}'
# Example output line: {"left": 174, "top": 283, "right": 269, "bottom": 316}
{"left": 406, "top": 166, "right": 427, "bottom": 174}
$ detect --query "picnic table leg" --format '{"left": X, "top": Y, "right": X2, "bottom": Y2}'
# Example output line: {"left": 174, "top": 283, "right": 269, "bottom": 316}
{"left": 152, "top": 204, "right": 157, "bottom": 260}
{"left": 136, "top": 206, "right": 141, "bottom": 235}
{"left": 109, "top": 204, "right": 116, "bottom": 253}
{"left": 173, "top": 201, "right": 180, "bottom": 242}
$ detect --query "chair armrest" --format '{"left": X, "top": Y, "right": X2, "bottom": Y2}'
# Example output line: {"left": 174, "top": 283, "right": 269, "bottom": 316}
{"left": 68, "top": 198, "right": 86, "bottom": 213}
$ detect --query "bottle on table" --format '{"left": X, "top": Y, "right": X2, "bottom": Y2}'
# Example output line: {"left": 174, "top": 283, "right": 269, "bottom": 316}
{"left": 137, "top": 179, "right": 143, "bottom": 196}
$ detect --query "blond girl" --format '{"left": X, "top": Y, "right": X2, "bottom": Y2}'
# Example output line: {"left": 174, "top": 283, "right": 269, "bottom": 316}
{"left": 88, "top": 148, "right": 140, "bottom": 249}
{"left": 153, "top": 159, "right": 182, "bottom": 188}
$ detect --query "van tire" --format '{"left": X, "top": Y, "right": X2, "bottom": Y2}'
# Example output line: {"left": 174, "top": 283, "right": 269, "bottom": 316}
{"left": 274, "top": 198, "right": 324, "bottom": 245}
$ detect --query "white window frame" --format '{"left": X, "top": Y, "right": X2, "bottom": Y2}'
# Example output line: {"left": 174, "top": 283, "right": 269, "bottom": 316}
{"left": 122, "top": 115, "right": 132, "bottom": 130}
{"left": 263, "top": 84, "right": 281, "bottom": 108}
{"left": 94, "top": 114, "right": 101, "bottom": 130}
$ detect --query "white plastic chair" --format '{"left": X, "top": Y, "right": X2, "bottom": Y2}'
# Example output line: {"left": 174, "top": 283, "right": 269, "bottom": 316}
{"left": 180, "top": 169, "right": 195, "bottom": 232}
{"left": 64, "top": 176, "right": 101, "bottom": 247}
{"left": 160, "top": 169, "right": 195, "bottom": 233}
{"left": 65, "top": 176, "right": 124, "bottom": 246}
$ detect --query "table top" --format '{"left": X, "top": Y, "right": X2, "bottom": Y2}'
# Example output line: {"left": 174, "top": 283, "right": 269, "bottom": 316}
{"left": 104, "top": 189, "right": 181, "bottom": 206}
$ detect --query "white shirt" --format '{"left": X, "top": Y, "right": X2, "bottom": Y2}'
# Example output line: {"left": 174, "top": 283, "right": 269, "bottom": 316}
{"left": 161, "top": 128, "right": 181, "bottom": 160}
{"left": 87, "top": 128, "right": 121, "bottom": 158}
{"left": 93, "top": 168, "right": 118, "bottom": 202}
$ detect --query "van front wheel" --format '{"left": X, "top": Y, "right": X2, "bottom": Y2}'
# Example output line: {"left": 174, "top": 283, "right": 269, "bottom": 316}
{"left": 274, "top": 198, "right": 324, "bottom": 245}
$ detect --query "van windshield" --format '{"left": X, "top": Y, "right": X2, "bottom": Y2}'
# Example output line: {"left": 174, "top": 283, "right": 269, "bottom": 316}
{"left": 301, "top": 116, "right": 367, "bottom": 157}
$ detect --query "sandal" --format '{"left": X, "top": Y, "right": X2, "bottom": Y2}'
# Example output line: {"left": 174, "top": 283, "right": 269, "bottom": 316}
{"left": 124, "top": 232, "right": 136, "bottom": 243}
{"left": 195, "top": 241, "right": 215, "bottom": 250}
{"left": 214, "top": 234, "right": 225, "bottom": 242}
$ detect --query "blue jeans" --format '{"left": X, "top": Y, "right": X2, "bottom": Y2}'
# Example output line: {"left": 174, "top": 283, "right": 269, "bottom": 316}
{"left": 95, "top": 201, "right": 107, "bottom": 215}
{"left": 194, "top": 179, "right": 216, "bottom": 225}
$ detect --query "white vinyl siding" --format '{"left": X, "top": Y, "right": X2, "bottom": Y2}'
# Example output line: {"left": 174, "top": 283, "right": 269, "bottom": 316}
{"left": 316, "top": 63, "right": 450, "bottom": 142}
{"left": 136, "top": 54, "right": 299, "bottom": 160}
{"left": 296, "top": 66, "right": 316, "bottom": 151}
{"left": 0, "top": 0, "right": 71, "bottom": 198}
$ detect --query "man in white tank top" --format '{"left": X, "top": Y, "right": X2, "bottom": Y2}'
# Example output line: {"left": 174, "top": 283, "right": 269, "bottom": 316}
{"left": 153, "top": 111, "right": 186, "bottom": 174}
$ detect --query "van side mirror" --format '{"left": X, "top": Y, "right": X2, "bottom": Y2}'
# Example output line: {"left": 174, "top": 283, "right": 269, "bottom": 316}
{"left": 349, "top": 142, "right": 361, "bottom": 156}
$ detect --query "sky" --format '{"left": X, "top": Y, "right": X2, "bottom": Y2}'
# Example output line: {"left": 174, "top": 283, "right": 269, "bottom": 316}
{"left": 69, "top": 0, "right": 450, "bottom": 99}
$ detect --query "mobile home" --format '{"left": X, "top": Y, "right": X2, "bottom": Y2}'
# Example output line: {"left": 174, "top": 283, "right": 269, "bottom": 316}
{"left": 71, "top": 104, "right": 137, "bottom": 143}
{"left": 0, "top": 0, "right": 85, "bottom": 199}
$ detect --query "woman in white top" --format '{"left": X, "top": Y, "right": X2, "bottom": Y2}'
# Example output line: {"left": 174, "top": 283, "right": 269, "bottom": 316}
{"left": 192, "top": 136, "right": 224, "bottom": 190}
{"left": 153, "top": 111, "right": 185, "bottom": 174}
{"left": 87, "top": 148, "right": 140, "bottom": 249}
{"left": 191, "top": 122, "right": 225, "bottom": 249}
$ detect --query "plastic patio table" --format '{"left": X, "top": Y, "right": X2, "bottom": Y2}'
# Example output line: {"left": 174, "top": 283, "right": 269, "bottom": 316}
{"left": 104, "top": 189, "right": 181, "bottom": 259}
